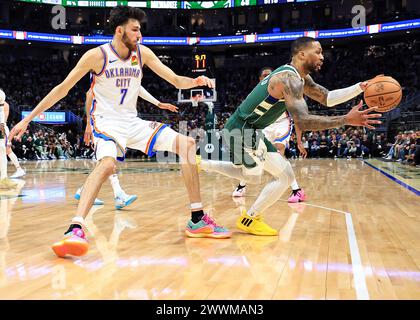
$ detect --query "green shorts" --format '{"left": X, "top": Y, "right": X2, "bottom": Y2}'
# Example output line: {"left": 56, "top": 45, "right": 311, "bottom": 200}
{"left": 222, "top": 114, "right": 276, "bottom": 168}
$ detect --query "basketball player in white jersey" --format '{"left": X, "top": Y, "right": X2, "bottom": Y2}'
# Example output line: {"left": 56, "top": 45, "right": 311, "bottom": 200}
{"left": 76, "top": 84, "right": 179, "bottom": 208}
{"left": 10, "top": 6, "right": 231, "bottom": 257}
{"left": 232, "top": 67, "right": 307, "bottom": 202}
{"left": 0, "top": 89, "right": 25, "bottom": 180}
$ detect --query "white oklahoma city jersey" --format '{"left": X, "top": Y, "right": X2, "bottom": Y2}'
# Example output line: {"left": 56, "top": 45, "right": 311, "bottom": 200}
{"left": 89, "top": 43, "right": 178, "bottom": 162}
{"left": 91, "top": 43, "right": 142, "bottom": 119}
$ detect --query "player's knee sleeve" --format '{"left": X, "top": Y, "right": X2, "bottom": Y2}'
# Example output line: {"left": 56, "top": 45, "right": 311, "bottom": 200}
{"left": 264, "top": 152, "right": 295, "bottom": 186}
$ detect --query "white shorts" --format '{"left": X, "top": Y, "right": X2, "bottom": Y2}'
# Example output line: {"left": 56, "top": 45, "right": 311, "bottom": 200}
{"left": 91, "top": 116, "right": 179, "bottom": 161}
{"left": 262, "top": 113, "right": 293, "bottom": 147}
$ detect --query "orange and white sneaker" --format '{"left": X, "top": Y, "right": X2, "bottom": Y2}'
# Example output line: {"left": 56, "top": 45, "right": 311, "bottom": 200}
{"left": 52, "top": 228, "right": 89, "bottom": 258}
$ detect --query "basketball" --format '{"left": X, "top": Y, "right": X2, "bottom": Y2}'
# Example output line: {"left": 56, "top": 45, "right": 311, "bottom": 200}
{"left": 364, "top": 76, "right": 402, "bottom": 112}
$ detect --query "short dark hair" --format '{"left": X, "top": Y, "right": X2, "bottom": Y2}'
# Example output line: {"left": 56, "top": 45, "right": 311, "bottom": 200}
{"left": 290, "top": 37, "right": 317, "bottom": 57}
{"left": 258, "top": 66, "right": 273, "bottom": 78}
{"left": 109, "top": 6, "right": 146, "bottom": 34}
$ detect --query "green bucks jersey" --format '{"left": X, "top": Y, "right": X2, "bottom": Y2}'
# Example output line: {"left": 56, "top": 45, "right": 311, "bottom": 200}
{"left": 225, "top": 64, "right": 302, "bottom": 131}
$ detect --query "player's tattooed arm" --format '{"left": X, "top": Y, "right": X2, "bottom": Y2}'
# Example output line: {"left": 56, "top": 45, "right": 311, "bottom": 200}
{"left": 269, "top": 72, "right": 345, "bottom": 130}
{"left": 303, "top": 74, "right": 329, "bottom": 105}
{"left": 268, "top": 72, "right": 382, "bottom": 130}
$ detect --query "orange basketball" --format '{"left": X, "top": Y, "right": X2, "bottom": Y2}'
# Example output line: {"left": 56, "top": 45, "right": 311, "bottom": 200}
{"left": 364, "top": 76, "right": 402, "bottom": 112}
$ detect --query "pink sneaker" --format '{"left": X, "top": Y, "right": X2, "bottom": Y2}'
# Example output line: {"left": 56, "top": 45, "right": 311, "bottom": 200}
{"left": 232, "top": 185, "right": 246, "bottom": 197}
{"left": 52, "top": 228, "right": 89, "bottom": 257}
{"left": 288, "top": 189, "right": 306, "bottom": 203}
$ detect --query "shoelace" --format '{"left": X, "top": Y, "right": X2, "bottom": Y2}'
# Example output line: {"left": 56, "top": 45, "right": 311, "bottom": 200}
{"left": 203, "top": 214, "right": 220, "bottom": 228}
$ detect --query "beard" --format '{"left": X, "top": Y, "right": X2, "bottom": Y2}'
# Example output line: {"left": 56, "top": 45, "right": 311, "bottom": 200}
{"left": 303, "top": 61, "right": 319, "bottom": 75}
{"left": 122, "top": 32, "right": 136, "bottom": 51}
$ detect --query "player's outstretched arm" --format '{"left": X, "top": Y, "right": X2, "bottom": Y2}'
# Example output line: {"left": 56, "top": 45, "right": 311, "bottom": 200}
{"left": 3, "top": 101, "right": 9, "bottom": 124}
{"left": 10, "top": 48, "right": 102, "bottom": 140}
{"left": 268, "top": 72, "right": 382, "bottom": 131}
{"left": 294, "top": 122, "right": 307, "bottom": 158}
{"left": 304, "top": 74, "right": 365, "bottom": 107}
{"left": 84, "top": 89, "right": 94, "bottom": 146}
{"left": 140, "top": 45, "right": 214, "bottom": 89}
{"left": 138, "top": 86, "right": 178, "bottom": 112}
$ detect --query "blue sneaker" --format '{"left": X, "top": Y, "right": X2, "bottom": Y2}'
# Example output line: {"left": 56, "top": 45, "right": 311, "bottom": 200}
{"left": 74, "top": 188, "right": 104, "bottom": 206}
{"left": 114, "top": 192, "right": 138, "bottom": 210}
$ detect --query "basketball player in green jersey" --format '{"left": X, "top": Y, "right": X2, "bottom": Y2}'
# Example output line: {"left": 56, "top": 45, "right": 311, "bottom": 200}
{"left": 232, "top": 66, "right": 307, "bottom": 202}
{"left": 199, "top": 37, "right": 381, "bottom": 235}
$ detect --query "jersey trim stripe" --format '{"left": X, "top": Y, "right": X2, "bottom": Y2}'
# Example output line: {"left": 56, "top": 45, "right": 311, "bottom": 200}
{"left": 137, "top": 44, "right": 142, "bottom": 67}
{"left": 145, "top": 124, "right": 168, "bottom": 157}
{"left": 273, "top": 118, "right": 292, "bottom": 143}
{"left": 90, "top": 113, "right": 126, "bottom": 162}
{"left": 109, "top": 43, "right": 131, "bottom": 62}
{"left": 94, "top": 46, "right": 108, "bottom": 77}
{"left": 256, "top": 106, "right": 267, "bottom": 113}
{"left": 259, "top": 100, "right": 274, "bottom": 110}
{"left": 266, "top": 95, "right": 279, "bottom": 104}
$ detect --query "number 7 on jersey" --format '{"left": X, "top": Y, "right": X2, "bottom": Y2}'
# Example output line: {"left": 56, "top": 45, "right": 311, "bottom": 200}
{"left": 120, "top": 88, "right": 128, "bottom": 105}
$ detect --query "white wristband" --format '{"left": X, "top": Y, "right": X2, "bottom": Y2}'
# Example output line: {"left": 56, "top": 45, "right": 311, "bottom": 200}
{"left": 138, "top": 86, "right": 160, "bottom": 106}
{"left": 0, "top": 106, "right": 4, "bottom": 124}
{"left": 0, "top": 89, "right": 5, "bottom": 105}
{"left": 326, "top": 83, "right": 363, "bottom": 107}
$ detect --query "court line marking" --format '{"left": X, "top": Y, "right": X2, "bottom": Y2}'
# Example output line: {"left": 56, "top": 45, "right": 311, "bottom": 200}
{"left": 285, "top": 201, "right": 370, "bottom": 300}
{"left": 363, "top": 160, "right": 419, "bottom": 196}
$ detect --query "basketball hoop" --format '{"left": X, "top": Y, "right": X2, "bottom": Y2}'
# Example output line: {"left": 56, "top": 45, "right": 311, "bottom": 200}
{"left": 191, "top": 93, "right": 203, "bottom": 107}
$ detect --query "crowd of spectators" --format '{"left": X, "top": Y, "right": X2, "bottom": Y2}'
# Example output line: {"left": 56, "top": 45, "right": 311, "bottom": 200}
{"left": 9, "top": 126, "right": 95, "bottom": 161}
{"left": 286, "top": 128, "right": 420, "bottom": 165}
{"left": 381, "top": 131, "right": 420, "bottom": 165}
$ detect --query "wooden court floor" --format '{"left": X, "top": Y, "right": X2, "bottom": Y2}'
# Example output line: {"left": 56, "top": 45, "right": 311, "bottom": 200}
{"left": 0, "top": 158, "right": 418, "bottom": 300}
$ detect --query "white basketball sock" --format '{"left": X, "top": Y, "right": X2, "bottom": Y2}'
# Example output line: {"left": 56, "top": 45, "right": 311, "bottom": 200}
{"left": 8, "top": 152, "right": 20, "bottom": 170}
{"left": 290, "top": 179, "right": 300, "bottom": 190}
{"left": 109, "top": 174, "right": 123, "bottom": 197}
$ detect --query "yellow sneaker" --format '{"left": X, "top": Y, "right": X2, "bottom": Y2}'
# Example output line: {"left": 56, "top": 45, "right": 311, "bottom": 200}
{"left": 196, "top": 155, "right": 202, "bottom": 172}
{"left": 236, "top": 209, "right": 278, "bottom": 236}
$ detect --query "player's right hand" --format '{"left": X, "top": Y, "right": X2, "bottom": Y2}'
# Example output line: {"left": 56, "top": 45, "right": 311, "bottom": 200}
{"left": 297, "top": 143, "right": 307, "bottom": 158}
{"left": 157, "top": 102, "right": 178, "bottom": 113}
{"left": 9, "top": 119, "right": 29, "bottom": 141}
{"left": 194, "top": 75, "right": 215, "bottom": 88}
{"left": 345, "top": 100, "right": 382, "bottom": 130}
{"left": 84, "top": 124, "right": 94, "bottom": 146}
{"left": 360, "top": 74, "right": 384, "bottom": 91}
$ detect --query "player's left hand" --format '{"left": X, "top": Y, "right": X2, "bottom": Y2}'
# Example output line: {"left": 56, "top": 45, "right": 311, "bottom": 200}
{"left": 359, "top": 74, "right": 384, "bottom": 91}
{"left": 194, "top": 75, "right": 215, "bottom": 88}
{"left": 84, "top": 123, "right": 94, "bottom": 146}
{"left": 9, "top": 119, "right": 29, "bottom": 141}
{"left": 158, "top": 102, "right": 178, "bottom": 113}
{"left": 297, "top": 143, "right": 307, "bottom": 158}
